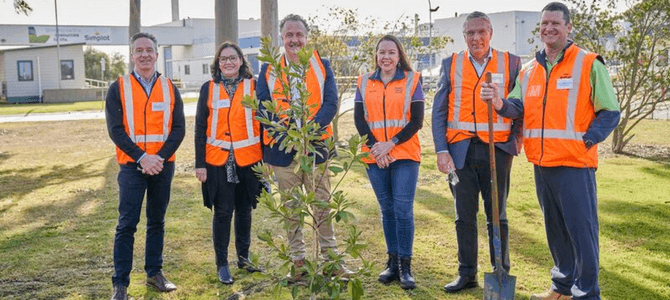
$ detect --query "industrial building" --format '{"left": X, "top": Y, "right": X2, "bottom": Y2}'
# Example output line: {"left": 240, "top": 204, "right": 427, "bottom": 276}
{"left": 0, "top": 10, "right": 541, "bottom": 103}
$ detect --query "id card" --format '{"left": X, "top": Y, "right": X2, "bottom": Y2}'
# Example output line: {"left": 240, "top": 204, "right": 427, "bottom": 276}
{"left": 556, "top": 78, "right": 573, "bottom": 90}
{"left": 152, "top": 102, "right": 164, "bottom": 111}
{"left": 215, "top": 99, "right": 231, "bottom": 109}
{"left": 491, "top": 73, "right": 504, "bottom": 84}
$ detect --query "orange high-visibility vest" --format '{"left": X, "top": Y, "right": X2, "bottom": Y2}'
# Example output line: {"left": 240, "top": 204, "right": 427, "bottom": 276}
{"left": 263, "top": 50, "right": 333, "bottom": 145}
{"left": 116, "top": 74, "right": 176, "bottom": 165}
{"left": 205, "top": 79, "right": 261, "bottom": 167}
{"left": 446, "top": 49, "right": 513, "bottom": 144}
{"left": 520, "top": 44, "right": 599, "bottom": 168}
{"left": 358, "top": 70, "right": 422, "bottom": 164}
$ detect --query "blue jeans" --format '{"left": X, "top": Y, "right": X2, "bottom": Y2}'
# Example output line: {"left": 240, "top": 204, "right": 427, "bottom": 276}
{"left": 366, "top": 160, "right": 419, "bottom": 258}
{"left": 112, "top": 163, "right": 174, "bottom": 287}
{"left": 535, "top": 166, "right": 600, "bottom": 300}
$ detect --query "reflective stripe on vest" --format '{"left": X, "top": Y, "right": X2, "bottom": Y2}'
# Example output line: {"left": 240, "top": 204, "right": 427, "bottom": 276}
{"left": 448, "top": 51, "right": 510, "bottom": 132}
{"left": 360, "top": 71, "right": 415, "bottom": 130}
{"left": 267, "top": 54, "right": 325, "bottom": 101}
{"left": 521, "top": 49, "right": 587, "bottom": 141}
{"left": 206, "top": 79, "right": 259, "bottom": 149}
{"left": 121, "top": 74, "right": 172, "bottom": 143}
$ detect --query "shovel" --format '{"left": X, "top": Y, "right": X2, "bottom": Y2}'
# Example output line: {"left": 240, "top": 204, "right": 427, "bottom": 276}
{"left": 482, "top": 72, "right": 516, "bottom": 300}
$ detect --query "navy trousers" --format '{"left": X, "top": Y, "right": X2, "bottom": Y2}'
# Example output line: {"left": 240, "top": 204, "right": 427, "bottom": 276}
{"left": 450, "top": 139, "right": 513, "bottom": 276}
{"left": 534, "top": 166, "right": 600, "bottom": 300}
{"left": 112, "top": 163, "right": 174, "bottom": 287}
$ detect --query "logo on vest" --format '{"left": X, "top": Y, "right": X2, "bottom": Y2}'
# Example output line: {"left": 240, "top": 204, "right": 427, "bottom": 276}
{"left": 528, "top": 85, "right": 542, "bottom": 97}
{"left": 394, "top": 87, "right": 403, "bottom": 94}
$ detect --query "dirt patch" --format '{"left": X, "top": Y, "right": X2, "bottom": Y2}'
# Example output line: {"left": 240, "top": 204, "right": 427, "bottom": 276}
{"left": 622, "top": 144, "right": 670, "bottom": 162}
{"left": 599, "top": 142, "right": 670, "bottom": 162}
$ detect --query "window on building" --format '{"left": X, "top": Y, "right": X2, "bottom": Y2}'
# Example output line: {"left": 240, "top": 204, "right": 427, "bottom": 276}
{"left": 203, "top": 63, "right": 209, "bottom": 74}
{"left": 61, "top": 60, "right": 74, "bottom": 80}
{"left": 184, "top": 64, "right": 190, "bottom": 75}
{"left": 17, "top": 60, "right": 34, "bottom": 81}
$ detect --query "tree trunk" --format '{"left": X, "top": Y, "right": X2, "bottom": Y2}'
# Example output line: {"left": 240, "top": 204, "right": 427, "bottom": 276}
{"left": 128, "top": 0, "right": 141, "bottom": 71}
{"left": 215, "top": 0, "right": 238, "bottom": 49}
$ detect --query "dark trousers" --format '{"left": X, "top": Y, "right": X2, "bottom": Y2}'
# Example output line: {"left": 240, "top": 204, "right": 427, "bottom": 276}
{"left": 206, "top": 164, "right": 258, "bottom": 268}
{"left": 112, "top": 163, "right": 174, "bottom": 287}
{"left": 450, "top": 139, "right": 513, "bottom": 277}
{"left": 534, "top": 166, "right": 600, "bottom": 300}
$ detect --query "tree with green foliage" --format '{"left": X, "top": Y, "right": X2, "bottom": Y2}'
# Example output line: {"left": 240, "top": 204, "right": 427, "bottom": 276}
{"left": 307, "top": 7, "right": 452, "bottom": 142}
{"left": 245, "top": 37, "right": 372, "bottom": 300}
{"left": 567, "top": 0, "right": 670, "bottom": 153}
{"left": 84, "top": 47, "right": 126, "bottom": 82}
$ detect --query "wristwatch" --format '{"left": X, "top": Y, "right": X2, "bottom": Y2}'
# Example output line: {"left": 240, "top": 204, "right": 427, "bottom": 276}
{"left": 584, "top": 140, "right": 594, "bottom": 149}
{"left": 391, "top": 137, "right": 399, "bottom": 145}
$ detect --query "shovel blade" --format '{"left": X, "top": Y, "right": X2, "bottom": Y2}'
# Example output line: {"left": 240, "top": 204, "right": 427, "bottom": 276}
{"left": 483, "top": 271, "right": 516, "bottom": 300}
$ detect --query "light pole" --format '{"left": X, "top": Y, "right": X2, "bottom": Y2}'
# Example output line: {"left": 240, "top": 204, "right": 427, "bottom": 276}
{"left": 54, "top": 0, "right": 62, "bottom": 89}
{"left": 428, "top": 0, "right": 440, "bottom": 45}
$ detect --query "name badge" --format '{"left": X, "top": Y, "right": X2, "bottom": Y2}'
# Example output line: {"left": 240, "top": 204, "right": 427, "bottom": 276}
{"left": 152, "top": 102, "right": 164, "bottom": 111}
{"left": 215, "top": 99, "right": 230, "bottom": 109}
{"left": 491, "top": 73, "right": 504, "bottom": 84}
{"left": 556, "top": 78, "right": 573, "bottom": 90}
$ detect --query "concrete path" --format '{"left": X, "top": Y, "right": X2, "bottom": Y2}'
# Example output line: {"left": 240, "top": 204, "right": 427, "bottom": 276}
{"left": 0, "top": 95, "right": 355, "bottom": 123}
{"left": 0, "top": 103, "right": 197, "bottom": 123}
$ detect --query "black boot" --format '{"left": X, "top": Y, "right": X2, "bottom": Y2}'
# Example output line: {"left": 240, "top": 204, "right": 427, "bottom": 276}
{"left": 217, "top": 263, "right": 234, "bottom": 284}
{"left": 237, "top": 256, "right": 264, "bottom": 273}
{"left": 399, "top": 256, "right": 416, "bottom": 290}
{"left": 378, "top": 252, "right": 399, "bottom": 284}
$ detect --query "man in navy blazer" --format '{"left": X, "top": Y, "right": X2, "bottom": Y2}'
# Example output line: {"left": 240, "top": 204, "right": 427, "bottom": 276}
{"left": 431, "top": 11, "right": 522, "bottom": 293}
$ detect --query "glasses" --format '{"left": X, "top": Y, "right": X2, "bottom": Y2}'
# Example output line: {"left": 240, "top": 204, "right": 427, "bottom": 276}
{"left": 219, "top": 55, "right": 240, "bottom": 63}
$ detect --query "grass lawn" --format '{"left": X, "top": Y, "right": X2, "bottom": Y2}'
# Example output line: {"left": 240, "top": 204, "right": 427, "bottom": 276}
{"left": 0, "top": 98, "right": 197, "bottom": 116}
{"left": 0, "top": 115, "right": 669, "bottom": 300}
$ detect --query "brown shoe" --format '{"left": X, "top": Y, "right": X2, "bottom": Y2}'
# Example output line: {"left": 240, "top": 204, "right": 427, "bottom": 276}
{"left": 287, "top": 259, "right": 307, "bottom": 284}
{"left": 146, "top": 271, "right": 177, "bottom": 292}
{"left": 530, "top": 290, "right": 572, "bottom": 300}
{"left": 330, "top": 263, "right": 355, "bottom": 279}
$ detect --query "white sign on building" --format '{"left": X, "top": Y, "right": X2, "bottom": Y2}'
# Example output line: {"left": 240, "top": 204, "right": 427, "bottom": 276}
{"left": 28, "top": 26, "right": 112, "bottom": 45}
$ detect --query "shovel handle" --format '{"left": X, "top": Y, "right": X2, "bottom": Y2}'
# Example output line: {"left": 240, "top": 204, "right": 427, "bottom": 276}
{"left": 485, "top": 72, "right": 504, "bottom": 270}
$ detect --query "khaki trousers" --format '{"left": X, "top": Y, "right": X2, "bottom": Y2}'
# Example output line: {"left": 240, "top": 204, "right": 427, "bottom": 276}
{"left": 273, "top": 161, "right": 337, "bottom": 260}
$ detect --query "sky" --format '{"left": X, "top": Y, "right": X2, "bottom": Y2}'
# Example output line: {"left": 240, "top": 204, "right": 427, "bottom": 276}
{"left": 2, "top": 0, "right": 555, "bottom": 27}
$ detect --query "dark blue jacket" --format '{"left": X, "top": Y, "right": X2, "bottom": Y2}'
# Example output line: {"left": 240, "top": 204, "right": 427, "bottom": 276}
{"left": 431, "top": 50, "right": 522, "bottom": 169}
{"left": 255, "top": 58, "right": 339, "bottom": 167}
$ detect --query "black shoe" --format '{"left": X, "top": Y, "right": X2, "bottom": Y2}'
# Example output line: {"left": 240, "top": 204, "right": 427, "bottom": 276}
{"left": 237, "top": 256, "right": 263, "bottom": 273}
{"left": 146, "top": 271, "right": 177, "bottom": 292}
{"left": 111, "top": 284, "right": 127, "bottom": 300}
{"left": 443, "top": 275, "right": 478, "bottom": 292}
{"left": 399, "top": 256, "right": 416, "bottom": 290}
{"left": 378, "top": 252, "right": 399, "bottom": 284}
{"left": 218, "top": 263, "right": 234, "bottom": 284}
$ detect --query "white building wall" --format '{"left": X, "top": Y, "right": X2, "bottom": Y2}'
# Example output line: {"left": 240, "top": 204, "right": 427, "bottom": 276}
{"left": 3, "top": 44, "right": 84, "bottom": 102}
{"left": 433, "top": 11, "right": 542, "bottom": 63}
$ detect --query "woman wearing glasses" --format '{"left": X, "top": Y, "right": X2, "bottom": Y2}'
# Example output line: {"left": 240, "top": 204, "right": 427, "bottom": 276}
{"left": 194, "top": 41, "right": 263, "bottom": 284}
